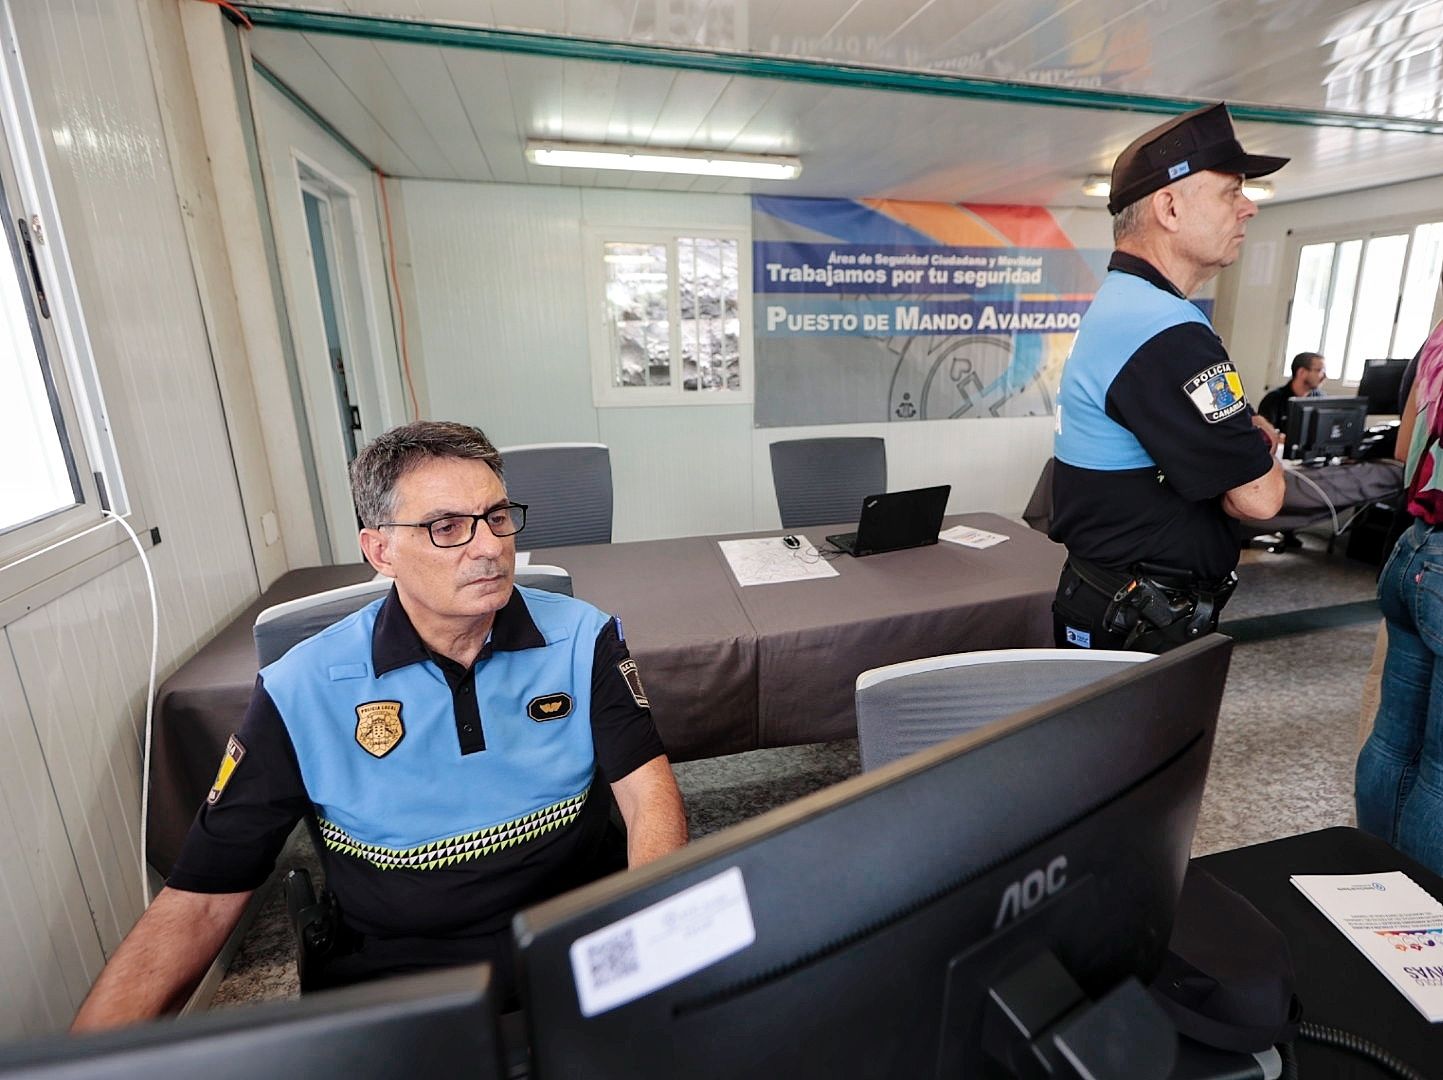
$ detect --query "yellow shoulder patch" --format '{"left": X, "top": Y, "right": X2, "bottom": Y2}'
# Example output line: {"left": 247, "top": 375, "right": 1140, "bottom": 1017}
{"left": 206, "top": 734, "right": 246, "bottom": 805}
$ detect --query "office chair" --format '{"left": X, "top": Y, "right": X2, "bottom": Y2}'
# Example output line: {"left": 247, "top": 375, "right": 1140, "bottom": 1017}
{"left": 769, "top": 437, "right": 886, "bottom": 529}
{"left": 497, "top": 443, "right": 612, "bottom": 549}
{"left": 854, "top": 648, "right": 1150, "bottom": 772}
{"left": 515, "top": 565, "right": 574, "bottom": 596}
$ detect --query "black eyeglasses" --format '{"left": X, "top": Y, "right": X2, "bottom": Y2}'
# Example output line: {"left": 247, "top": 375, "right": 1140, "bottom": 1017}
{"left": 379, "top": 503, "right": 528, "bottom": 548}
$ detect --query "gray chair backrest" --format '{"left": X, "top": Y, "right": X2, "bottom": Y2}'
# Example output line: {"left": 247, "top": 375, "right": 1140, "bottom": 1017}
{"left": 254, "top": 578, "right": 393, "bottom": 668}
{"left": 499, "top": 443, "right": 612, "bottom": 549}
{"left": 515, "top": 564, "right": 574, "bottom": 597}
{"left": 769, "top": 437, "right": 887, "bottom": 529}
{"left": 855, "top": 648, "right": 1151, "bottom": 772}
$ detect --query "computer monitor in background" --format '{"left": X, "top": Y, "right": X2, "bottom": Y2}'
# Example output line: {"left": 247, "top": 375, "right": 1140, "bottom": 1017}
{"left": 1355, "top": 358, "right": 1410, "bottom": 416}
{"left": 1283, "top": 395, "right": 1370, "bottom": 463}
{"left": 0, "top": 965, "right": 507, "bottom": 1080}
{"left": 515, "top": 637, "right": 1233, "bottom": 1079}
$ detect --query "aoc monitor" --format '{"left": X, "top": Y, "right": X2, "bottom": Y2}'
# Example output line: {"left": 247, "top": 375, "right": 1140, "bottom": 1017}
{"left": 1355, "top": 358, "right": 1410, "bottom": 416}
{"left": 1283, "top": 395, "right": 1370, "bottom": 463}
{"left": 0, "top": 964, "right": 506, "bottom": 1080}
{"left": 514, "top": 636, "right": 1233, "bottom": 1079}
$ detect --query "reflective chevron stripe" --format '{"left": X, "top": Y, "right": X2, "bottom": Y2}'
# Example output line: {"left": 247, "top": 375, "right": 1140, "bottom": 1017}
{"left": 317, "top": 786, "right": 590, "bottom": 871}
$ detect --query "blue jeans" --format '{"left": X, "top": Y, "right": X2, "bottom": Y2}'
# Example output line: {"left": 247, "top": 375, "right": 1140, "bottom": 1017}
{"left": 1356, "top": 519, "right": 1443, "bottom": 872}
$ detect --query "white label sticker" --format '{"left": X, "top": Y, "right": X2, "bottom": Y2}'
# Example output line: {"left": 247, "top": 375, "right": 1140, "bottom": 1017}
{"left": 569, "top": 866, "right": 756, "bottom": 1017}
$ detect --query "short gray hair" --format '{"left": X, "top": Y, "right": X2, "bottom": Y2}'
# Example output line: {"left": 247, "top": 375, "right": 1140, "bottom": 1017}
{"left": 350, "top": 420, "right": 504, "bottom": 528}
{"left": 1112, "top": 197, "right": 1147, "bottom": 242}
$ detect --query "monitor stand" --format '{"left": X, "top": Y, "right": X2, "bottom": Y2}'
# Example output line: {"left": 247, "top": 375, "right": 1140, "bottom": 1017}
{"left": 974, "top": 950, "right": 1279, "bottom": 1079}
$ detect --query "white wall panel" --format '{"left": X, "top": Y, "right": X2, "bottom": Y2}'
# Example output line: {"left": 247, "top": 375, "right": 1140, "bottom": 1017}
{"left": 399, "top": 179, "right": 599, "bottom": 445}
{"left": 399, "top": 178, "right": 1055, "bottom": 540}
{"left": 0, "top": 649, "right": 104, "bottom": 1037}
{"left": 0, "top": 0, "right": 269, "bottom": 1034}
{"left": 600, "top": 405, "right": 756, "bottom": 541}
{"left": 8, "top": 587, "right": 147, "bottom": 954}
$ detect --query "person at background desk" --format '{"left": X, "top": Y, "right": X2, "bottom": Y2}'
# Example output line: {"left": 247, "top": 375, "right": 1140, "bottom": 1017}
{"left": 1256, "top": 351, "right": 1327, "bottom": 431}
{"left": 72, "top": 421, "right": 688, "bottom": 1031}
{"left": 1356, "top": 280, "right": 1443, "bottom": 874}
{"left": 1050, "top": 103, "right": 1286, "bottom": 653}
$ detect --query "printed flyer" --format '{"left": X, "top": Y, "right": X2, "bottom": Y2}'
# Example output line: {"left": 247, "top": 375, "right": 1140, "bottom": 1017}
{"left": 1292, "top": 871, "right": 1443, "bottom": 1022}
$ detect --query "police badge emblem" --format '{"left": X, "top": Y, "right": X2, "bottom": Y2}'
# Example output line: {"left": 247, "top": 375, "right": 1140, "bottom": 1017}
{"left": 1182, "top": 362, "right": 1247, "bottom": 423}
{"left": 355, "top": 700, "right": 404, "bottom": 757}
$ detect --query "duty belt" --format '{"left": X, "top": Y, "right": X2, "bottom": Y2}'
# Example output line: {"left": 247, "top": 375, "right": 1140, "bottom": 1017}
{"left": 1070, "top": 557, "right": 1237, "bottom": 652}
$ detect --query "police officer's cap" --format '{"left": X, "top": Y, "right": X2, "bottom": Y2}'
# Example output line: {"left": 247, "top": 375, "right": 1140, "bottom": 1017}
{"left": 1107, "top": 102, "right": 1288, "bottom": 215}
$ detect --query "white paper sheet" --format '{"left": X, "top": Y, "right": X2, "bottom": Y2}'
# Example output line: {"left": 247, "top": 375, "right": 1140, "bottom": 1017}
{"left": 1292, "top": 871, "right": 1443, "bottom": 1022}
{"left": 939, "top": 524, "right": 1010, "bottom": 549}
{"left": 717, "top": 535, "right": 840, "bottom": 586}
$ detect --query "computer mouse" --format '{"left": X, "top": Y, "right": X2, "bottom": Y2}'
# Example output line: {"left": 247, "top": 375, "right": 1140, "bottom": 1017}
{"left": 782, "top": 535, "right": 801, "bottom": 549}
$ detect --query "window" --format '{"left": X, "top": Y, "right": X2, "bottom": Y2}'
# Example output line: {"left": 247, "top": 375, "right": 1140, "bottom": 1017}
{"left": 0, "top": 18, "right": 120, "bottom": 585}
{"left": 585, "top": 228, "right": 752, "bottom": 406}
{"left": 1283, "top": 220, "right": 1443, "bottom": 382}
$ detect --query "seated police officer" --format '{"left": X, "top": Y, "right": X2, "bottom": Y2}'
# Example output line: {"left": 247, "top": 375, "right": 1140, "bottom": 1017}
{"left": 1050, "top": 103, "right": 1286, "bottom": 653}
{"left": 72, "top": 421, "right": 688, "bottom": 1031}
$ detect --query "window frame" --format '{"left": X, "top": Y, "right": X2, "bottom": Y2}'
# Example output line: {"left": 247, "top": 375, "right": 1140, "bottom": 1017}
{"left": 0, "top": 3, "right": 133, "bottom": 609}
{"left": 583, "top": 225, "right": 754, "bottom": 409}
{"left": 1277, "top": 213, "right": 1443, "bottom": 385}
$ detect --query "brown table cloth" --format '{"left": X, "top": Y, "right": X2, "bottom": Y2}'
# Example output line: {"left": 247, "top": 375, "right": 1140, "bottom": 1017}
{"left": 147, "top": 514, "right": 1062, "bottom": 874}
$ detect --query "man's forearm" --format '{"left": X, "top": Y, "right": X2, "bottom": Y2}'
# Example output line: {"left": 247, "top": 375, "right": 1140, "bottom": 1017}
{"left": 1222, "top": 459, "right": 1285, "bottom": 521}
{"left": 612, "top": 755, "right": 688, "bottom": 868}
{"left": 626, "top": 801, "right": 689, "bottom": 867}
{"left": 71, "top": 887, "right": 252, "bottom": 1033}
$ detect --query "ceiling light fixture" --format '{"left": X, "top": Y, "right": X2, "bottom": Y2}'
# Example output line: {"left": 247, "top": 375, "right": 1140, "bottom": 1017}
{"left": 1082, "top": 175, "right": 1275, "bottom": 201}
{"left": 525, "top": 140, "right": 802, "bottom": 181}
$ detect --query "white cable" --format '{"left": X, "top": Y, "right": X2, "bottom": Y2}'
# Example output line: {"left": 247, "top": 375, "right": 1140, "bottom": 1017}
{"left": 1290, "top": 468, "right": 1341, "bottom": 535}
{"left": 102, "top": 509, "right": 160, "bottom": 906}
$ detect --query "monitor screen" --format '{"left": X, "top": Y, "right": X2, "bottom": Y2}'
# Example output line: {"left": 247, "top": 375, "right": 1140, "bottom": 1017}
{"left": 1355, "top": 358, "right": 1409, "bottom": 416}
{"left": 0, "top": 965, "right": 507, "bottom": 1079}
{"left": 514, "top": 637, "right": 1233, "bottom": 1079}
{"left": 1283, "top": 395, "right": 1370, "bottom": 463}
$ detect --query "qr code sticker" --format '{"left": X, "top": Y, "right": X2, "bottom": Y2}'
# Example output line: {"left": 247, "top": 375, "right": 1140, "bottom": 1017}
{"left": 587, "top": 928, "right": 639, "bottom": 988}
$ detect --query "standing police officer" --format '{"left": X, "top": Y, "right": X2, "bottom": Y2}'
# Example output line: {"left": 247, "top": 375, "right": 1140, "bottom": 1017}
{"left": 1050, "top": 103, "right": 1287, "bottom": 652}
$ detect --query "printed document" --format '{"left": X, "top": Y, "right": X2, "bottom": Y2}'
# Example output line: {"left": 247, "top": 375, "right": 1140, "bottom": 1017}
{"left": 1291, "top": 871, "right": 1443, "bottom": 1022}
{"left": 718, "top": 536, "right": 839, "bottom": 586}
{"left": 940, "top": 524, "right": 1010, "bottom": 549}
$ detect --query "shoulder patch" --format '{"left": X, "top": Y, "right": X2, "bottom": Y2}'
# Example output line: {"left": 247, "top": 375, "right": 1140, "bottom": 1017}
{"left": 528, "top": 692, "right": 574, "bottom": 721}
{"left": 206, "top": 734, "right": 246, "bottom": 805}
{"left": 1182, "top": 362, "right": 1247, "bottom": 423}
{"left": 355, "top": 700, "right": 404, "bottom": 758}
{"left": 619, "top": 657, "right": 650, "bottom": 709}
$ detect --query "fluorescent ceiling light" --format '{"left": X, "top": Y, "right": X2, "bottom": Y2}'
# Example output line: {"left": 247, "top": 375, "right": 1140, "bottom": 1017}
{"left": 526, "top": 140, "right": 802, "bottom": 180}
{"left": 1082, "top": 175, "right": 1275, "bottom": 201}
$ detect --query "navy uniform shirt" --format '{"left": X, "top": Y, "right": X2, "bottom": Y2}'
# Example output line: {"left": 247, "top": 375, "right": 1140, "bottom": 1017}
{"left": 1050, "top": 252, "right": 1274, "bottom": 581}
{"left": 169, "top": 585, "right": 665, "bottom": 939}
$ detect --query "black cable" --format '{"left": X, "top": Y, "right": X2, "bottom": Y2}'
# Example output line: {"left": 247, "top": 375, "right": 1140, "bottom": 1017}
{"left": 1277, "top": 1040, "right": 1298, "bottom": 1080}
{"left": 1296, "top": 1020, "right": 1430, "bottom": 1080}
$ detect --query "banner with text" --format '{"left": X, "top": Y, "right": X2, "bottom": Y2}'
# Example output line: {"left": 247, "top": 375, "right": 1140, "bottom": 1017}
{"left": 752, "top": 196, "right": 1117, "bottom": 427}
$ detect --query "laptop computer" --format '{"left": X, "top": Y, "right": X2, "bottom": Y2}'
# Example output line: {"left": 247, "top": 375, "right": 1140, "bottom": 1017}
{"left": 825, "top": 485, "right": 951, "bottom": 557}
